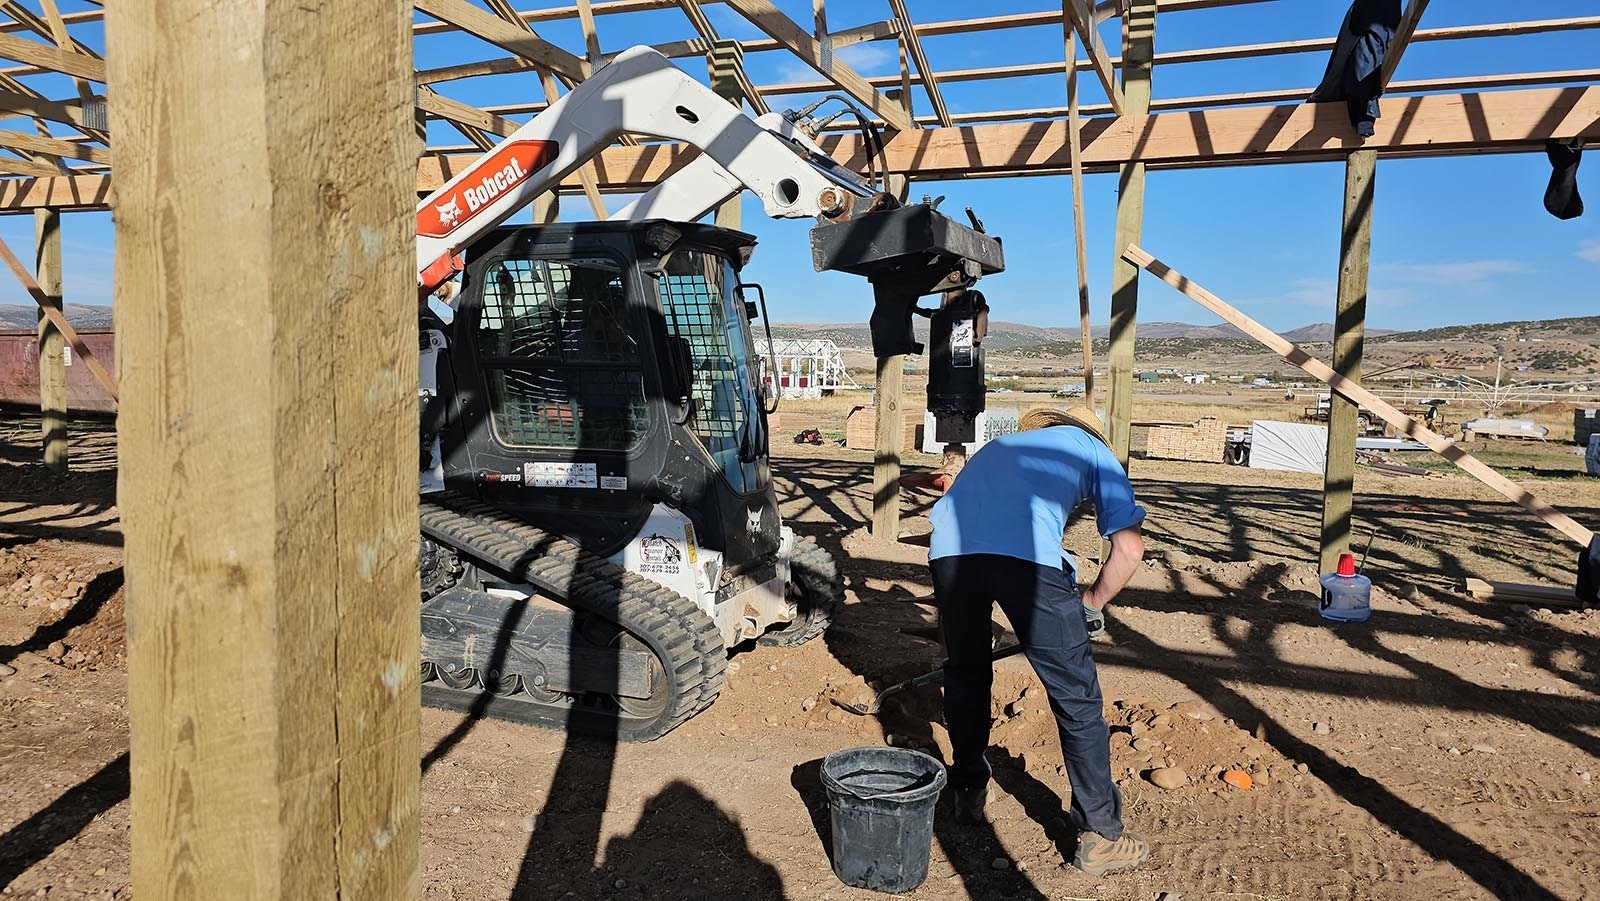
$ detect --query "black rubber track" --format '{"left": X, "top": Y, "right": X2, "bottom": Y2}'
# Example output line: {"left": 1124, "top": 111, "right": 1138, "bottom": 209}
{"left": 419, "top": 492, "right": 726, "bottom": 742}
{"left": 757, "top": 535, "right": 842, "bottom": 648}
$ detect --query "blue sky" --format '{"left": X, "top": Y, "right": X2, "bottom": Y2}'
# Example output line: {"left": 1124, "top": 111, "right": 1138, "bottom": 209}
{"left": 7, "top": 1, "right": 1599, "bottom": 332}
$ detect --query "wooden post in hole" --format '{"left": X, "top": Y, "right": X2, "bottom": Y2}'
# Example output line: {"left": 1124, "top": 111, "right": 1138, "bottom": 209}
{"left": 1105, "top": 0, "right": 1155, "bottom": 466}
{"left": 35, "top": 207, "right": 65, "bottom": 472}
{"left": 1322, "top": 149, "right": 1375, "bottom": 573}
{"left": 108, "top": 1, "right": 420, "bottom": 897}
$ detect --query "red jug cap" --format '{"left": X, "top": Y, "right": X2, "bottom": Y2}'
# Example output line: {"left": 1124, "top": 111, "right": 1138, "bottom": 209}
{"left": 1337, "top": 553, "right": 1357, "bottom": 577}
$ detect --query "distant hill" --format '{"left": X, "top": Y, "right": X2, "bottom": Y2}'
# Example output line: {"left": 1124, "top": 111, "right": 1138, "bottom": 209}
{"left": 1374, "top": 315, "right": 1600, "bottom": 344}
{"left": 0, "top": 303, "right": 113, "bottom": 330}
{"left": 772, "top": 319, "right": 1395, "bottom": 352}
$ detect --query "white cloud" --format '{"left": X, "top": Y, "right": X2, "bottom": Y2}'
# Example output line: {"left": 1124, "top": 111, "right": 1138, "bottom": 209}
{"left": 834, "top": 42, "right": 896, "bottom": 73}
{"left": 1377, "top": 259, "right": 1531, "bottom": 286}
{"left": 1578, "top": 239, "right": 1600, "bottom": 264}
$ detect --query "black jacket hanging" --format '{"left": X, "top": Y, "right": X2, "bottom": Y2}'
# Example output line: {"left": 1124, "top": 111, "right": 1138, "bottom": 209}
{"left": 1308, "top": 0, "right": 1402, "bottom": 138}
{"left": 1544, "top": 139, "right": 1584, "bottom": 220}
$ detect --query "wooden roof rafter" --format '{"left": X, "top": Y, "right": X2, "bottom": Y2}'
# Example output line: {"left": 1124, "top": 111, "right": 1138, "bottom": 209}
{"left": 1063, "top": 0, "right": 1124, "bottom": 115}
{"left": 677, "top": 0, "right": 770, "bottom": 116}
{"left": 720, "top": 0, "right": 916, "bottom": 132}
{"left": 884, "top": 0, "right": 949, "bottom": 127}
{"left": 1380, "top": 0, "right": 1430, "bottom": 90}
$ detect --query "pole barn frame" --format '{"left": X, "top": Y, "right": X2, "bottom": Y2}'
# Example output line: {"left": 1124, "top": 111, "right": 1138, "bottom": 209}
{"left": 0, "top": 1, "right": 1596, "bottom": 889}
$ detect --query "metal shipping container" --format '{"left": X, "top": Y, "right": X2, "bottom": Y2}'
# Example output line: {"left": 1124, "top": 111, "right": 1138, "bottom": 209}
{"left": 0, "top": 328, "right": 116, "bottom": 414}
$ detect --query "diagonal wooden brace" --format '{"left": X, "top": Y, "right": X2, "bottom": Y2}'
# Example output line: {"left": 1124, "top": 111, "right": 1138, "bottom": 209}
{"left": 0, "top": 235, "right": 117, "bottom": 404}
{"left": 1121, "top": 243, "right": 1594, "bottom": 552}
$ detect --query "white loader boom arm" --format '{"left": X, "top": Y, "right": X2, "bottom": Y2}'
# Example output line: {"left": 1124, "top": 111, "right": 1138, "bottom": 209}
{"left": 417, "top": 46, "right": 876, "bottom": 292}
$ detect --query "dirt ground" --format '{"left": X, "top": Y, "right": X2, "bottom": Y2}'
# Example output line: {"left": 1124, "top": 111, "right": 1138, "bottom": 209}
{"left": 3, "top": 411, "right": 1599, "bottom": 901}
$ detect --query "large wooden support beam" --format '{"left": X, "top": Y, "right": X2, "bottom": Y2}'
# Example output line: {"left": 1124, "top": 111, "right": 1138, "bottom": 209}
{"left": 7, "top": 85, "right": 1600, "bottom": 214}
{"left": 108, "top": 0, "right": 421, "bottom": 897}
{"left": 1106, "top": 0, "right": 1154, "bottom": 465}
{"left": 871, "top": 354, "right": 905, "bottom": 540}
{"left": 1124, "top": 245, "right": 1597, "bottom": 550}
{"left": 721, "top": 0, "right": 915, "bottom": 132}
{"left": 683, "top": 0, "right": 769, "bottom": 116}
{"left": 35, "top": 207, "right": 64, "bottom": 472}
{"left": 1321, "top": 149, "right": 1375, "bottom": 573}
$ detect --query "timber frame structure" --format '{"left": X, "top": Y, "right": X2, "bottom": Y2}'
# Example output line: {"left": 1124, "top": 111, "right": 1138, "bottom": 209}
{"left": 4, "top": 3, "right": 1600, "bottom": 893}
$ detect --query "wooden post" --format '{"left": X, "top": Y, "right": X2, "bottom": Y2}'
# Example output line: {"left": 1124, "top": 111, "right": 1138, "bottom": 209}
{"left": 35, "top": 207, "right": 65, "bottom": 472}
{"left": 533, "top": 190, "right": 560, "bottom": 223}
{"left": 710, "top": 39, "right": 743, "bottom": 231}
{"left": 108, "top": 2, "right": 420, "bottom": 898}
{"left": 1105, "top": 0, "right": 1155, "bottom": 465}
{"left": 872, "top": 352, "right": 905, "bottom": 539}
{"left": 1321, "top": 149, "right": 1375, "bottom": 573}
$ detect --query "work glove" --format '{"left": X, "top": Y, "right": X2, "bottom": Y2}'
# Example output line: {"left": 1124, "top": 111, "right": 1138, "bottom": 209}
{"left": 1083, "top": 601, "right": 1106, "bottom": 639}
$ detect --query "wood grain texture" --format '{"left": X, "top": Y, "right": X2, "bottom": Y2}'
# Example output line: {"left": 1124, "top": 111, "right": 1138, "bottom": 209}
{"left": 872, "top": 354, "right": 905, "bottom": 539}
{"left": 0, "top": 30, "right": 103, "bottom": 80}
{"left": 1124, "top": 244, "right": 1597, "bottom": 550}
{"left": 35, "top": 208, "right": 64, "bottom": 471}
{"left": 722, "top": 0, "right": 915, "bottom": 131}
{"left": 108, "top": 1, "right": 420, "bottom": 897}
{"left": 1321, "top": 149, "right": 1374, "bottom": 573}
{"left": 415, "top": 0, "right": 589, "bottom": 82}
{"left": 1105, "top": 0, "right": 1154, "bottom": 466}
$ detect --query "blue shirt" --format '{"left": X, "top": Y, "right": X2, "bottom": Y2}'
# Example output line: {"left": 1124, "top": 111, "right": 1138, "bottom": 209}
{"left": 928, "top": 427, "right": 1146, "bottom": 568}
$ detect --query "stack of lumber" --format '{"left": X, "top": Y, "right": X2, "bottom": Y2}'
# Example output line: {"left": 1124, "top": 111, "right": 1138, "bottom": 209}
{"left": 845, "top": 405, "right": 919, "bottom": 452}
{"left": 1145, "top": 417, "right": 1227, "bottom": 463}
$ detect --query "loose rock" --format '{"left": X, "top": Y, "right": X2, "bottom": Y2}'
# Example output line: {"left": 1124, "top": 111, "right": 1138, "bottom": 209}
{"left": 1132, "top": 737, "right": 1162, "bottom": 753}
{"left": 44, "top": 641, "right": 66, "bottom": 660}
{"left": 801, "top": 697, "right": 816, "bottom": 712}
{"left": 1148, "top": 767, "right": 1188, "bottom": 790}
{"left": 0, "top": 662, "right": 15, "bottom": 677}
{"left": 1312, "top": 721, "right": 1332, "bottom": 735}
{"left": 1148, "top": 713, "right": 1172, "bottom": 731}
{"left": 1295, "top": 763, "right": 1310, "bottom": 774}
{"left": 990, "top": 857, "right": 1009, "bottom": 871}
{"left": 1471, "top": 743, "right": 1497, "bottom": 755}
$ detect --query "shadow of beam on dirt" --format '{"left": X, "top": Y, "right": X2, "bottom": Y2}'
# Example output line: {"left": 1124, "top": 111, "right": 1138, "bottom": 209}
{"left": 1106, "top": 589, "right": 1600, "bottom": 759}
{"left": 1108, "top": 614, "right": 1564, "bottom": 901}
{"left": 0, "top": 566, "right": 122, "bottom": 666}
{"left": 0, "top": 751, "right": 128, "bottom": 887}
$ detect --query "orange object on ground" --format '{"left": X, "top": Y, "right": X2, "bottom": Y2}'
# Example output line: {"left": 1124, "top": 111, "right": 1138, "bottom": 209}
{"left": 1222, "top": 770, "right": 1253, "bottom": 790}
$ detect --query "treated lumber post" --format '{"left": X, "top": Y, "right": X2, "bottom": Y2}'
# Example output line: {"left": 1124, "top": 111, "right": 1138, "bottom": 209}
{"left": 710, "top": 39, "right": 743, "bottom": 231}
{"left": 1106, "top": 0, "right": 1155, "bottom": 465}
{"left": 108, "top": 2, "right": 420, "bottom": 898}
{"left": 35, "top": 207, "right": 64, "bottom": 472}
{"left": 872, "top": 353, "right": 905, "bottom": 539}
{"left": 1321, "top": 149, "right": 1375, "bottom": 573}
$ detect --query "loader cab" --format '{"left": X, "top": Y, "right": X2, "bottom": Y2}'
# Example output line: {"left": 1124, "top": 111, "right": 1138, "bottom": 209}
{"left": 435, "top": 220, "right": 781, "bottom": 575}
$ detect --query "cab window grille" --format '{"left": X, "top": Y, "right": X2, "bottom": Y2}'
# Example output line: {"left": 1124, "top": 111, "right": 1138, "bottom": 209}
{"left": 474, "top": 257, "right": 646, "bottom": 451}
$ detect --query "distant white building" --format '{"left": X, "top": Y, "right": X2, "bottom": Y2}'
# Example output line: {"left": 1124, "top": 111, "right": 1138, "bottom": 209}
{"left": 762, "top": 338, "right": 859, "bottom": 399}
{"left": 1183, "top": 373, "right": 1210, "bottom": 385}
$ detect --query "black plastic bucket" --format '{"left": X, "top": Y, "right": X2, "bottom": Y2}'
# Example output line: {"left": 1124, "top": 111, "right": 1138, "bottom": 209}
{"left": 820, "top": 746, "right": 948, "bottom": 893}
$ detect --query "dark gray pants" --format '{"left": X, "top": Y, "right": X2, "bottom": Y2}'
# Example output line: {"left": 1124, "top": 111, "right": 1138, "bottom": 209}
{"left": 931, "top": 553, "right": 1123, "bottom": 839}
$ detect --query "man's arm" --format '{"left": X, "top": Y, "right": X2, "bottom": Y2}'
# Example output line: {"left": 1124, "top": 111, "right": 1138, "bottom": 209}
{"left": 1083, "top": 524, "right": 1144, "bottom": 611}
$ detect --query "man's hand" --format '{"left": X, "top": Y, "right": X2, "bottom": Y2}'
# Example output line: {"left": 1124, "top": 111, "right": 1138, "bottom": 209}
{"left": 1083, "top": 601, "right": 1106, "bottom": 639}
{"left": 1082, "top": 526, "right": 1145, "bottom": 613}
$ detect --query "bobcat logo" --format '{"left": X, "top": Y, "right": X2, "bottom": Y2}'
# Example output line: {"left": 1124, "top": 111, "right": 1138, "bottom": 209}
{"left": 746, "top": 508, "right": 763, "bottom": 535}
{"left": 434, "top": 197, "right": 463, "bottom": 229}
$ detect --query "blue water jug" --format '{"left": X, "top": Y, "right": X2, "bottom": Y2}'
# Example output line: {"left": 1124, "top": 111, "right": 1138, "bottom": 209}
{"left": 1319, "top": 553, "right": 1372, "bottom": 623}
